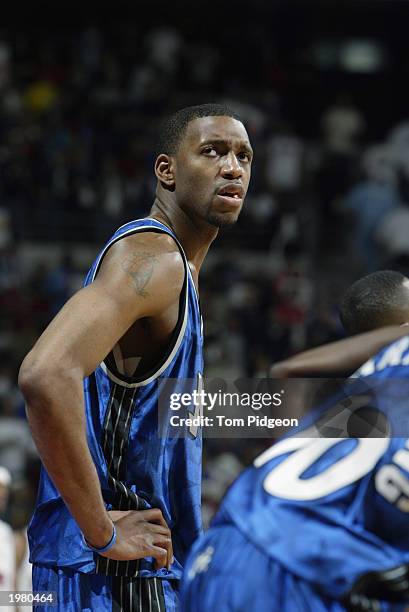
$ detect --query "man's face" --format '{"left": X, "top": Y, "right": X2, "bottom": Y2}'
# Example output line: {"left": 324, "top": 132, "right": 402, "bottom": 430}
{"left": 172, "top": 116, "right": 253, "bottom": 228}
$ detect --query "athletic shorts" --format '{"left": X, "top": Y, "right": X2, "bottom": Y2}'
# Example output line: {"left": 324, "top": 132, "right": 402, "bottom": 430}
{"left": 180, "top": 525, "right": 397, "bottom": 612}
{"left": 32, "top": 564, "right": 179, "bottom": 612}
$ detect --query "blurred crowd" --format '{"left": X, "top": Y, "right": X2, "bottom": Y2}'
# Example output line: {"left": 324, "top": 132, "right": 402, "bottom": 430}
{"left": 3, "top": 19, "right": 409, "bottom": 579}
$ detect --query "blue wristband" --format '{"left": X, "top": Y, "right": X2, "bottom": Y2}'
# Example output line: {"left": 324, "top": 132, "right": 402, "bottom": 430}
{"left": 83, "top": 523, "right": 116, "bottom": 553}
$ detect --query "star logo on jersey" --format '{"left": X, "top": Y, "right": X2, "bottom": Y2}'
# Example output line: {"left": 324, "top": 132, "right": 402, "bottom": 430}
{"left": 187, "top": 546, "right": 214, "bottom": 580}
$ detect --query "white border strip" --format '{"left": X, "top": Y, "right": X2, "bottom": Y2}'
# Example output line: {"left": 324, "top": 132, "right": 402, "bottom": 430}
{"left": 93, "top": 219, "right": 190, "bottom": 388}
{"left": 91, "top": 221, "right": 155, "bottom": 283}
{"left": 100, "top": 284, "right": 188, "bottom": 388}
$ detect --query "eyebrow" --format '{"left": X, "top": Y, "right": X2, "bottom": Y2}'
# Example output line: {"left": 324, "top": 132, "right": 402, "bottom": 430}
{"left": 200, "top": 138, "right": 254, "bottom": 156}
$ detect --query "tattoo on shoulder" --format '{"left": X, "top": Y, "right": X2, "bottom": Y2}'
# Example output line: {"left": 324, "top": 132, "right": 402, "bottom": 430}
{"left": 121, "top": 251, "right": 159, "bottom": 297}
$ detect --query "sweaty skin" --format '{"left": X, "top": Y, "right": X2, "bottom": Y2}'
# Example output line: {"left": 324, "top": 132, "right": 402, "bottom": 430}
{"left": 18, "top": 115, "right": 253, "bottom": 565}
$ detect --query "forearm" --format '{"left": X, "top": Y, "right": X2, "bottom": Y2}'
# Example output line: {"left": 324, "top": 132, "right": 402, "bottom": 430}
{"left": 19, "top": 368, "right": 113, "bottom": 547}
{"left": 270, "top": 326, "right": 409, "bottom": 378}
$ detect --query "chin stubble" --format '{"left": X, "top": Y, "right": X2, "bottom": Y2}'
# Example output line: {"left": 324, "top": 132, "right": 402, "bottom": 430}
{"left": 206, "top": 210, "right": 239, "bottom": 228}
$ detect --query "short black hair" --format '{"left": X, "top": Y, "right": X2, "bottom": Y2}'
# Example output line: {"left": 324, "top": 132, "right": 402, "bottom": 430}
{"left": 156, "top": 103, "right": 242, "bottom": 156}
{"left": 339, "top": 270, "right": 409, "bottom": 334}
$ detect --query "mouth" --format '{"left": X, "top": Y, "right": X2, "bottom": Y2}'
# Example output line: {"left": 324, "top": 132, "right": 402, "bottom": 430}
{"left": 216, "top": 184, "right": 244, "bottom": 208}
{"left": 215, "top": 194, "right": 243, "bottom": 208}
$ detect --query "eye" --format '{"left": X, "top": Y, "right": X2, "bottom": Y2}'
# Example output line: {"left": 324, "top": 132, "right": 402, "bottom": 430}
{"left": 202, "top": 146, "right": 218, "bottom": 157}
{"left": 238, "top": 151, "right": 251, "bottom": 162}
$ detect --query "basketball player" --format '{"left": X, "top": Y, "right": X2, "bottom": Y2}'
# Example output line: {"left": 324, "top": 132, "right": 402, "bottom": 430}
{"left": 18, "top": 103, "right": 253, "bottom": 611}
{"left": 269, "top": 269, "right": 409, "bottom": 379}
{"left": 339, "top": 270, "right": 409, "bottom": 335}
{"left": 181, "top": 323, "right": 409, "bottom": 612}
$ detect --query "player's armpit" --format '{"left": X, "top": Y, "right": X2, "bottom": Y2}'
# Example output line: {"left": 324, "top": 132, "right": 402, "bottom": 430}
{"left": 19, "top": 231, "right": 185, "bottom": 383}
{"left": 17, "top": 231, "right": 185, "bottom": 550}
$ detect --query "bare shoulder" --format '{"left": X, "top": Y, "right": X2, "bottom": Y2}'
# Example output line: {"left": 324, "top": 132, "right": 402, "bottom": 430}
{"left": 96, "top": 230, "right": 185, "bottom": 314}
{"left": 117, "top": 229, "right": 182, "bottom": 258}
{"left": 119, "top": 231, "right": 181, "bottom": 269}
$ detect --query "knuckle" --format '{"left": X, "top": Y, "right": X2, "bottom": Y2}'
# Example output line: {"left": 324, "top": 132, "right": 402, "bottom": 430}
{"left": 142, "top": 543, "right": 152, "bottom": 555}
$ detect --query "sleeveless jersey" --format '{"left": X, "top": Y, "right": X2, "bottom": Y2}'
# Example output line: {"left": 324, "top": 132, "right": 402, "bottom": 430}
{"left": 213, "top": 334, "right": 409, "bottom": 599}
{"left": 28, "top": 218, "right": 203, "bottom": 579}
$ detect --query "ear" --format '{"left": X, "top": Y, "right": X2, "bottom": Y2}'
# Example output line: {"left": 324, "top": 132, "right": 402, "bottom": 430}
{"left": 155, "top": 154, "right": 175, "bottom": 189}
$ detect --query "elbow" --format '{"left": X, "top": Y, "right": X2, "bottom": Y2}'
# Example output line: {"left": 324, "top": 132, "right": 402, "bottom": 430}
{"left": 18, "top": 359, "right": 44, "bottom": 405}
{"left": 18, "top": 355, "right": 61, "bottom": 407}
{"left": 18, "top": 354, "right": 37, "bottom": 398}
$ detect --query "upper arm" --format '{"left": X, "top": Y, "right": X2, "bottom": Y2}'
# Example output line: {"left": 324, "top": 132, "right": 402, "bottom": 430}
{"left": 20, "top": 232, "right": 185, "bottom": 381}
{"left": 269, "top": 327, "right": 409, "bottom": 379}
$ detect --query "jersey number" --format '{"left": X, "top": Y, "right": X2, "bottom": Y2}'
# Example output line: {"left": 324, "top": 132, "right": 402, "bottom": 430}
{"left": 254, "top": 432, "right": 389, "bottom": 501}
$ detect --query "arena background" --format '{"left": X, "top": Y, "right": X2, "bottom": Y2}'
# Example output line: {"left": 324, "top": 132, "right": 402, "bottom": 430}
{"left": 2, "top": 0, "right": 409, "bottom": 539}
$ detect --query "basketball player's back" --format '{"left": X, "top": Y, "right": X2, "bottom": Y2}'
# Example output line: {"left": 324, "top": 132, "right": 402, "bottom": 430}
{"left": 182, "top": 335, "right": 409, "bottom": 611}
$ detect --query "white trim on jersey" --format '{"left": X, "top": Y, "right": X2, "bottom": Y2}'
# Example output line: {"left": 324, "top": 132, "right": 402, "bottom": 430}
{"left": 107, "top": 386, "right": 127, "bottom": 472}
{"left": 91, "top": 217, "right": 200, "bottom": 314}
{"left": 90, "top": 219, "right": 192, "bottom": 389}
{"left": 153, "top": 577, "right": 161, "bottom": 611}
{"left": 100, "top": 282, "right": 188, "bottom": 388}
{"left": 90, "top": 222, "right": 160, "bottom": 284}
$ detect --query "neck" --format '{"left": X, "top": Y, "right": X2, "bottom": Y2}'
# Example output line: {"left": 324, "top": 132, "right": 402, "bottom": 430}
{"left": 149, "top": 188, "right": 218, "bottom": 273}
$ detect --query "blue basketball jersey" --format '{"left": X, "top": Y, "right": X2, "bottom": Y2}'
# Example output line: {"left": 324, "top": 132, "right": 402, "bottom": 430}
{"left": 28, "top": 218, "right": 204, "bottom": 579}
{"left": 211, "top": 334, "right": 409, "bottom": 600}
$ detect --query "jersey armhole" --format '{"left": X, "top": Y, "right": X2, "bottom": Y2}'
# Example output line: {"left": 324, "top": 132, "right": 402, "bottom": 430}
{"left": 93, "top": 226, "right": 189, "bottom": 388}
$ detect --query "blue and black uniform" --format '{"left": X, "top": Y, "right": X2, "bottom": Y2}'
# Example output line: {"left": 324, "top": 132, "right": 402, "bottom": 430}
{"left": 29, "top": 218, "right": 203, "bottom": 611}
{"left": 181, "top": 335, "right": 409, "bottom": 612}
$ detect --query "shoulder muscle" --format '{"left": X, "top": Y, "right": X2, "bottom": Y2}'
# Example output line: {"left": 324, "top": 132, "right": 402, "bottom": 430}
{"left": 96, "top": 230, "right": 185, "bottom": 318}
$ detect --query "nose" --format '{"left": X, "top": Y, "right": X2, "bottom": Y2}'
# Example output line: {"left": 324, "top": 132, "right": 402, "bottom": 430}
{"left": 221, "top": 151, "right": 243, "bottom": 179}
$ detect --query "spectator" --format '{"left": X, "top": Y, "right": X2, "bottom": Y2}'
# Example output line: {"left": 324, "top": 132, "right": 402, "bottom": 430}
{"left": 342, "top": 145, "right": 400, "bottom": 271}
